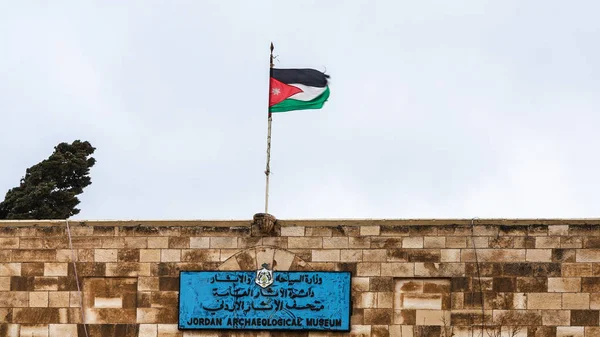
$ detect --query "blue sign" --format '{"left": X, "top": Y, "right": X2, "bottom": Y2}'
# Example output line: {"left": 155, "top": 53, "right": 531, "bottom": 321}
{"left": 178, "top": 270, "right": 351, "bottom": 331}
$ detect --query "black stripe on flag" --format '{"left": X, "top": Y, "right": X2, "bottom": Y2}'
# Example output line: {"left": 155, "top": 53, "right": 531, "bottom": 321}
{"left": 270, "top": 68, "right": 329, "bottom": 88}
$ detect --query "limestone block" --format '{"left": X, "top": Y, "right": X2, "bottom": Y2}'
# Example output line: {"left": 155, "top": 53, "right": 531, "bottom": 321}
{"left": 562, "top": 263, "right": 592, "bottom": 277}
{"left": 357, "top": 263, "right": 380, "bottom": 276}
{"left": 139, "top": 324, "right": 158, "bottom": 337}
{"left": 591, "top": 293, "right": 600, "bottom": 310}
{"left": 360, "top": 226, "right": 380, "bottom": 236}
{"left": 440, "top": 249, "right": 461, "bottom": 262}
{"left": 272, "top": 249, "right": 295, "bottom": 271}
{"left": 527, "top": 293, "right": 562, "bottom": 309}
{"left": 140, "top": 250, "right": 161, "bottom": 262}
{"left": 160, "top": 250, "right": 181, "bottom": 262}
{"left": 416, "top": 309, "right": 450, "bottom": 326}
{"left": 556, "top": 326, "right": 584, "bottom": 337}
{"left": 148, "top": 237, "right": 169, "bottom": 248}
{"left": 363, "top": 308, "right": 392, "bottom": 325}
{"left": 348, "top": 237, "right": 370, "bottom": 249}
{"left": 218, "top": 257, "right": 241, "bottom": 271}
{"left": 0, "top": 238, "right": 19, "bottom": 249}
{"left": 526, "top": 249, "right": 552, "bottom": 262}
{"left": 181, "top": 249, "right": 220, "bottom": 262}
{"left": 288, "top": 237, "right": 322, "bottom": 249}
{"left": 189, "top": 237, "right": 209, "bottom": 248}
{"left": 0, "top": 277, "right": 10, "bottom": 291}
{"left": 44, "top": 263, "right": 68, "bottom": 277}
{"left": 548, "top": 277, "right": 581, "bottom": 292}
{"left": 403, "top": 237, "right": 424, "bottom": 249}
{"left": 357, "top": 292, "right": 377, "bottom": 308}
{"left": 49, "top": 324, "right": 78, "bottom": 337}
{"left": 94, "top": 249, "right": 117, "bottom": 262}
{"left": 311, "top": 249, "right": 340, "bottom": 262}
{"left": 549, "top": 225, "right": 569, "bottom": 236}
{"left": 20, "top": 324, "right": 48, "bottom": 337}
{"left": 341, "top": 249, "right": 362, "bottom": 262}
{"left": 536, "top": 237, "right": 561, "bottom": 248}
{"left": 362, "top": 249, "right": 387, "bottom": 262}
{"left": 48, "top": 292, "right": 69, "bottom": 307}
{"left": 563, "top": 293, "right": 590, "bottom": 309}
{"left": 30, "top": 292, "right": 49, "bottom": 307}
{"left": 0, "top": 263, "right": 21, "bottom": 276}
{"left": 323, "top": 237, "right": 348, "bottom": 249}
{"left": 424, "top": 237, "right": 446, "bottom": 248}
{"left": 542, "top": 310, "right": 570, "bottom": 326}
{"left": 158, "top": 324, "right": 182, "bottom": 337}
{"left": 255, "top": 247, "right": 275, "bottom": 267}
{"left": 380, "top": 263, "right": 414, "bottom": 277}
{"left": 0, "top": 292, "right": 29, "bottom": 307}
{"left": 138, "top": 277, "right": 160, "bottom": 291}
{"left": 577, "top": 249, "right": 600, "bottom": 262}
{"left": 280, "top": 226, "right": 305, "bottom": 237}
{"left": 352, "top": 277, "right": 369, "bottom": 292}
{"left": 209, "top": 237, "right": 237, "bottom": 249}
{"left": 217, "top": 249, "right": 235, "bottom": 261}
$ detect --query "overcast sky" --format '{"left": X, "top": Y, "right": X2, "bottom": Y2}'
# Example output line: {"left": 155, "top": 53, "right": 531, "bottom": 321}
{"left": 1, "top": 1, "right": 599, "bottom": 220}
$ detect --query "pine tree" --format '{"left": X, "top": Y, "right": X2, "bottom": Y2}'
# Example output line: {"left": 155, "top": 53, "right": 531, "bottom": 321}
{"left": 0, "top": 140, "right": 96, "bottom": 219}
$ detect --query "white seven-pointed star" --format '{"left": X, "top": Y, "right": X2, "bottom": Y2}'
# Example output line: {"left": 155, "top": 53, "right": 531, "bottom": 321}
{"left": 271, "top": 87, "right": 281, "bottom": 95}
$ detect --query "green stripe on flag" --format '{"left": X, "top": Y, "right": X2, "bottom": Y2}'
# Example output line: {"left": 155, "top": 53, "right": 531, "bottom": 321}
{"left": 269, "top": 86, "right": 330, "bottom": 113}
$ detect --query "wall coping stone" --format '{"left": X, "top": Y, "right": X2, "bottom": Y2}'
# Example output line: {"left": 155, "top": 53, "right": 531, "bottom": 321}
{"left": 1, "top": 218, "right": 600, "bottom": 227}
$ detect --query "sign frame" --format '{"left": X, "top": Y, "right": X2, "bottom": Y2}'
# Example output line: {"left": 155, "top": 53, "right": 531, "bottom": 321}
{"left": 177, "top": 270, "right": 352, "bottom": 332}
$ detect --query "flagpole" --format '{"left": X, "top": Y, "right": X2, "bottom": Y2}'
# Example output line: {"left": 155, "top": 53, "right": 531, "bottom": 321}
{"left": 264, "top": 42, "right": 274, "bottom": 214}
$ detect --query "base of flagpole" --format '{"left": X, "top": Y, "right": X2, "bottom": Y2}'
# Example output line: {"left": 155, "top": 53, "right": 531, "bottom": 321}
{"left": 252, "top": 213, "right": 278, "bottom": 237}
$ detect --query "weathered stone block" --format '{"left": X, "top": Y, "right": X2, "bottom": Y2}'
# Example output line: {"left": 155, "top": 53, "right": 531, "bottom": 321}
{"left": 548, "top": 277, "right": 581, "bottom": 292}
{"left": 48, "top": 292, "right": 70, "bottom": 308}
{"left": 288, "top": 237, "right": 322, "bottom": 249}
{"left": 0, "top": 238, "right": 19, "bottom": 249}
{"left": 30, "top": 291, "right": 49, "bottom": 307}
{"left": 94, "top": 249, "right": 117, "bottom": 262}
{"left": 362, "top": 249, "right": 387, "bottom": 262}
{"left": 380, "top": 263, "right": 413, "bottom": 277}
{"left": 137, "top": 308, "right": 178, "bottom": 323}
{"left": 577, "top": 249, "right": 600, "bottom": 262}
{"left": 148, "top": 237, "right": 169, "bottom": 249}
{"left": 209, "top": 237, "right": 237, "bottom": 249}
{"left": 160, "top": 250, "right": 181, "bottom": 262}
{"left": 526, "top": 249, "right": 552, "bottom": 262}
{"left": 357, "top": 263, "right": 380, "bottom": 276}
{"left": 563, "top": 293, "right": 590, "bottom": 309}
{"left": 44, "top": 263, "right": 68, "bottom": 277}
{"left": 582, "top": 277, "right": 600, "bottom": 292}
{"left": 556, "top": 326, "right": 584, "bottom": 337}
{"left": 360, "top": 226, "right": 380, "bottom": 236}
{"left": 280, "top": 226, "right": 305, "bottom": 237}
{"left": 570, "top": 310, "right": 599, "bottom": 326}
{"left": 562, "top": 263, "right": 592, "bottom": 277}
{"left": 322, "top": 237, "right": 348, "bottom": 249}
{"left": 340, "top": 249, "right": 362, "bottom": 262}
{"left": 541, "top": 309, "right": 570, "bottom": 326}
{"left": 528, "top": 293, "right": 562, "bottom": 309}
{"left": 49, "top": 324, "right": 77, "bottom": 337}
{"left": 0, "top": 292, "right": 28, "bottom": 307}
{"left": 118, "top": 249, "right": 140, "bottom": 262}
{"left": 12, "top": 308, "right": 60, "bottom": 323}
{"left": 311, "top": 249, "right": 340, "bottom": 262}
{"left": 363, "top": 308, "right": 392, "bottom": 324}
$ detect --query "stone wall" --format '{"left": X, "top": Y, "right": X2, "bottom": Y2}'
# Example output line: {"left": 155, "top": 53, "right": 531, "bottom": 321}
{"left": 1, "top": 219, "right": 600, "bottom": 337}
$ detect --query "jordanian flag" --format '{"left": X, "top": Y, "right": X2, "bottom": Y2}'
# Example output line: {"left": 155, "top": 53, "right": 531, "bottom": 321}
{"left": 269, "top": 68, "right": 330, "bottom": 113}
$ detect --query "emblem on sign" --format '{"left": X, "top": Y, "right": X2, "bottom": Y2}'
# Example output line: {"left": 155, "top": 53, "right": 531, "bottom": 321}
{"left": 255, "top": 263, "right": 273, "bottom": 288}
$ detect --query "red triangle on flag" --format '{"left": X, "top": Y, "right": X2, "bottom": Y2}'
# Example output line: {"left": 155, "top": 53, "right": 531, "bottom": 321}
{"left": 269, "top": 77, "right": 302, "bottom": 106}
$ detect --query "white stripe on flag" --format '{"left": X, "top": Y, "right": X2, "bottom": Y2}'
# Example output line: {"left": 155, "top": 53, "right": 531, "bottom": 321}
{"left": 288, "top": 83, "right": 327, "bottom": 101}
